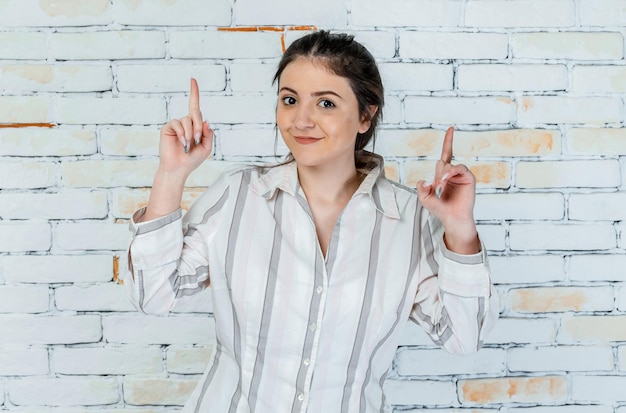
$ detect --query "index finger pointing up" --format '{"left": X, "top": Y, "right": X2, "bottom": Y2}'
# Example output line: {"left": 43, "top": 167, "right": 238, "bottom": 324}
{"left": 189, "top": 77, "right": 200, "bottom": 112}
{"left": 440, "top": 126, "right": 455, "bottom": 163}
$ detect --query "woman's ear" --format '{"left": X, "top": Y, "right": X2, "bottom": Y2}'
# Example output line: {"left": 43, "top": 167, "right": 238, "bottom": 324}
{"left": 359, "top": 105, "right": 379, "bottom": 134}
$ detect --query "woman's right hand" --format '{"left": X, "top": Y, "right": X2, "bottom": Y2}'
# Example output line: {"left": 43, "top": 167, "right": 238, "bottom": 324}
{"left": 158, "top": 78, "right": 214, "bottom": 178}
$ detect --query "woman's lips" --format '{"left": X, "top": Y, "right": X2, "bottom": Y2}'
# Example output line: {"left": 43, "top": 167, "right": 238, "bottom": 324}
{"left": 294, "top": 136, "right": 321, "bottom": 144}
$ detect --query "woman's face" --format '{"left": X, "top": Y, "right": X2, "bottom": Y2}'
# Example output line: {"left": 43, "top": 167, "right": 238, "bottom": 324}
{"left": 276, "top": 58, "right": 371, "bottom": 169}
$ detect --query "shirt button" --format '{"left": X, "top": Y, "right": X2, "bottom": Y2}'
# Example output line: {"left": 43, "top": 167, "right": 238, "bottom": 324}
{"left": 303, "top": 358, "right": 310, "bottom": 366}
{"left": 298, "top": 393, "right": 304, "bottom": 401}
{"left": 316, "top": 286, "right": 323, "bottom": 294}
{"left": 309, "top": 323, "right": 316, "bottom": 331}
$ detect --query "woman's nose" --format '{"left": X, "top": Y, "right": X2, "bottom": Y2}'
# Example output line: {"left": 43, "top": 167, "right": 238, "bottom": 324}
{"left": 294, "top": 104, "right": 315, "bottom": 129}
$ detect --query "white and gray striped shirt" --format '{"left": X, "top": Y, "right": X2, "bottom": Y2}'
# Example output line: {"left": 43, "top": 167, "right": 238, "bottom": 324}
{"left": 125, "top": 153, "right": 498, "bottom": 413}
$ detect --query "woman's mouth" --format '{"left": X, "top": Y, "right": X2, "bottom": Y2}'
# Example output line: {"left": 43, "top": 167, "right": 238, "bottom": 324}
{"left": 294, "top": 136, "right": 321, "bottom": 145}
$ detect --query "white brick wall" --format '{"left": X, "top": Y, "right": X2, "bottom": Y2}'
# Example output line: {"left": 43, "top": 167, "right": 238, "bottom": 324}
{"left": 1, "top": 0, "right": 625, "bottom": 410}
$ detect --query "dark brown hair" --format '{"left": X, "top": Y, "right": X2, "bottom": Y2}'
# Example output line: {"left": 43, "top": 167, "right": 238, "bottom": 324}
{"left": 273, "top": 30, "right": 384, "bottom": 152}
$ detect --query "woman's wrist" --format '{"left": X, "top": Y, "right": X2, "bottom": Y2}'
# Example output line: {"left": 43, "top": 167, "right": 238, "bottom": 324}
{"left": 442, "top": 220, "right": 480, "bottom": 255}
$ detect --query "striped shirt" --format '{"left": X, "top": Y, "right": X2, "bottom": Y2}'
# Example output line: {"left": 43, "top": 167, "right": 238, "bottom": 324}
{"left": 125, "top": 152, "right": 498, "bottom": 413}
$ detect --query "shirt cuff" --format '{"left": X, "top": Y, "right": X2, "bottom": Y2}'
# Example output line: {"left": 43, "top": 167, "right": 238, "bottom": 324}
{"left": 129, "top": 207, "right": 183, "bottom": 236}
{"left": 437, "top": 234, "right": 492, "bottom": 298}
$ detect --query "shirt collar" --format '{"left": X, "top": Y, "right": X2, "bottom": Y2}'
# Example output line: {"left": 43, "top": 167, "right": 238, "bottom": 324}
{"left": 249, "top": 151, "right": 401, "bottom": 220}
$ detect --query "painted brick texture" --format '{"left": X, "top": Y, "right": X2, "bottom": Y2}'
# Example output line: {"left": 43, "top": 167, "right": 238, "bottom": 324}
{"left": 1, "top": 0, "right": 625, "bottom": 411}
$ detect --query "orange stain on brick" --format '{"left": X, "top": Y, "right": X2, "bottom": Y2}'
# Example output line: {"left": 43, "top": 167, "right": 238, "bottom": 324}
{"left": 462, "top": 376, "right": 566, "bottom": 404}
{"left": 496, "top": 130, "right": 554, "bottom": 154}
{"left": 511, "top": 287, "right": 587, "bottom": 313}
{"left": 519, "top": 97, "right": 534, "bottom": 111}
{"left": 113, "top": 256, "right": 122, "bottom": 285}
{"left": 0, "top": 123, "right": 56, "bottom": 128}
{"left": 218, "top": 25, "right": 317, "bottom": 53}
{"left": 470, "top": 163, "right": 509, "bottom": 186}
{"left": 403, "top": 130, "right": 440, "bottom": 156}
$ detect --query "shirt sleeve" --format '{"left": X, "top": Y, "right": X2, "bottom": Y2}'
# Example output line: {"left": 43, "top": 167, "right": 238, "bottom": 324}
{"left": 410, "top": 211, "right": 499, "bottom": 355}
{"left": 123, "top": 172, "right": 232, "bottom": 315}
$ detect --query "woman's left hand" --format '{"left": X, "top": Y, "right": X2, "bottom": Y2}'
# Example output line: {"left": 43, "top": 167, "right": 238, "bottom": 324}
{"left": 416, "top": 126, "right": 480, "bottom": 254}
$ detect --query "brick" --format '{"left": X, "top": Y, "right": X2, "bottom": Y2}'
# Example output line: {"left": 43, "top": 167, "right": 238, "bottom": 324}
{"left": 0, "top": 0, "right": 111, "bottom": 27}
{"left": 399, "top": 32, "right": 508, "bottom": 59}
{"left": 508, "top": 345, "right": 614, "bottom": 372}
{"left": 0, "top": 64, "right": 112, "bottom": 92}
{"left": 488, "top": 255, "right": 565, "bottom": 284}
{"left": 572, "top": 65, "right": 626, "bottom": 93}
{"left": 0, "top": 161, "right": 57, "bottom": 189}
{"left": 509, "top": 286, "right": 614, "bottom": 313}
{"left": 55, "top": 283, "right": 136, "bottom": 312}
{"left": 0, "top": 191, "right": 108, "bottom": 220}
{"left": 458, "top": 64, "right": 568, "bottom": 92}
{"left": 405, "top": 160, "right": 511, "bottom": 189}
{"left": 465, "top": 0, "right": 575, "bottom": 27}
{"left": 383, "top": 379, "right": 456, "bottom": 406}
{"left": 568, "top": 254, "right": 626, "bottom": 282}
{"left": 0, "top": 315, "right": 101, "bottom": 345}
{"left": 1, "top": 255, "right": 113, "bottom": 283}
{"left": 50, "top": 31, "right": 165, "bottom": 60}
{"left": 568, "top": 128, "right": 626, "bottom": 155}
{"left": 486, "top": 318, "right": 557, "bottom": 344}
{"left": 56, "top": 222, "right": 129, "bottom": 251}
{"left": 405, "top": 97, "right": 513, "bottom": 125}
{"left": 0, "top": 285, "right": 49, "bottom": 313}
{"left": 169, "top": 94, "right": 275, "bottom": 124}
{"left": 512, "top": 32, "right": 623, "bottom": 60}
{"left": 377, "top": 128, "right": 560, "bottom": 158}
{"left": 396, "top": 348, "right": 505, "bottom": 376}
{"left": 349, "top": 30, "right": 396, "bottom": 60}
{"left": 103, "top": 315, "right": 214, "bottom": 344}
{"left": 517, "top": 96, "right": 623, "bottom": 125}
{"left": 56, "top": 97, "right": 166, "bottom": 125}
{"left": 379, "top": 63, "right": 452, "bottom": 92}
{"left": 0, "top": 348, "right": 48, "bottom": 375}
{"left": 0, "top": 222, "right": 51, "bottom": 253}
{"left": 123, "top": 377, "right": 197, "bottom": 406}
{"left": 381, "top": 95, "right": 402, "bottom": 125}
{"left": 619, "top": 345, "right": 626, "bottom": 371}
{"left": 476, "top": 224, "right": 507, "bottom": 252}
{"left": 475, "top": 193, "right": 564, "bottom": 221}
{"left": 579, "top": 0, "right": 626, "bottom": 26}
{"left": 113, "top": 0, "right": 230, "bottom": 26}
{"left": 53, "top": 346, "right": 162, "bottom": 375}
{"left": 117, "top": 64, "right": 226, "bottom": 93}
{"left": 507, "top": 407, "right": 612, "bottom": 413}
{"left": 167, "top": 346, "right": 213, "bottom": 374}
{"left": 169, "top": 31, "right": 282, "bottom": 59}
{"left": 0, "top": 32, "right": 47, "bottom": 59}
{"left": 397, "top": 320, "right": 440, "bottom": 347}
{"left": 235, "top": 0, "right": 345, "bottom": 25}
{"left": 61, "top": 159, "right": 157, "bottom": 188}
{"left": 560, "top": 315, "right": 626, "bottom": 342}
{"left": 110, "top": 188, "right": 204, "bottom": 219}
{"left": 618, "top": 284, "right": 626, "bottom": 311}
{"left": 351, "top": 0, "right": 461, "bottom": 27}
{"left": 99, "top": 127, "right": 160, "bottom": 157}
{"left": 569, "top": 192, "right": 626, "bottom": 221}
{"left": 571, "top": 375, "right": 626, "bottom": 402}
{"left": 230, "top": 63, "right": 282, "bottom": 93}
{"left": 217, "top": 128, "right": 289, "bottom": 157}
{"left": 8, "top": 377, "right": 118, "bottom": 406}
{"left": 516, "top": 160, "right": 620, "bottom": 189}
{"left": 459, "top": 376, "right": 567, "bottom": 404}
{"left": 509, "top": 223, "right": 616, "bottom": 251}
{"left": 0, "top": 96, "right": 49, "bottom": 123}
{"left": 0, "top": 128, "right": 97, "bottom": 157}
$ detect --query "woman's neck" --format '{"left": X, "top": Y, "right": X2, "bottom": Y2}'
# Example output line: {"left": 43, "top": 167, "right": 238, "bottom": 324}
{"left": 297, "top": 162, "right": 363, "bottom": 205}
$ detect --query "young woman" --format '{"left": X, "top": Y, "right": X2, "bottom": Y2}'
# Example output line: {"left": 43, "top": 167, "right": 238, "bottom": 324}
{"left": 125, "top": 31, "right": 498, "bottom": 413}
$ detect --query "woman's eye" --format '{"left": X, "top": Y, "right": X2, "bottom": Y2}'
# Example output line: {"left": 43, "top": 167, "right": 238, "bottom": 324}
{"left": 319, "top": 99, "right": 335, "bottom": 109}
{"left": 282, "top": 96, "right": 296, "bottom": 105}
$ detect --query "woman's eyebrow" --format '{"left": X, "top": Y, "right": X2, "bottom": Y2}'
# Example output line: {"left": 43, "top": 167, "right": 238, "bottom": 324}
{"left": 279, "top": 86, "right": 344, "bottom": 100}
